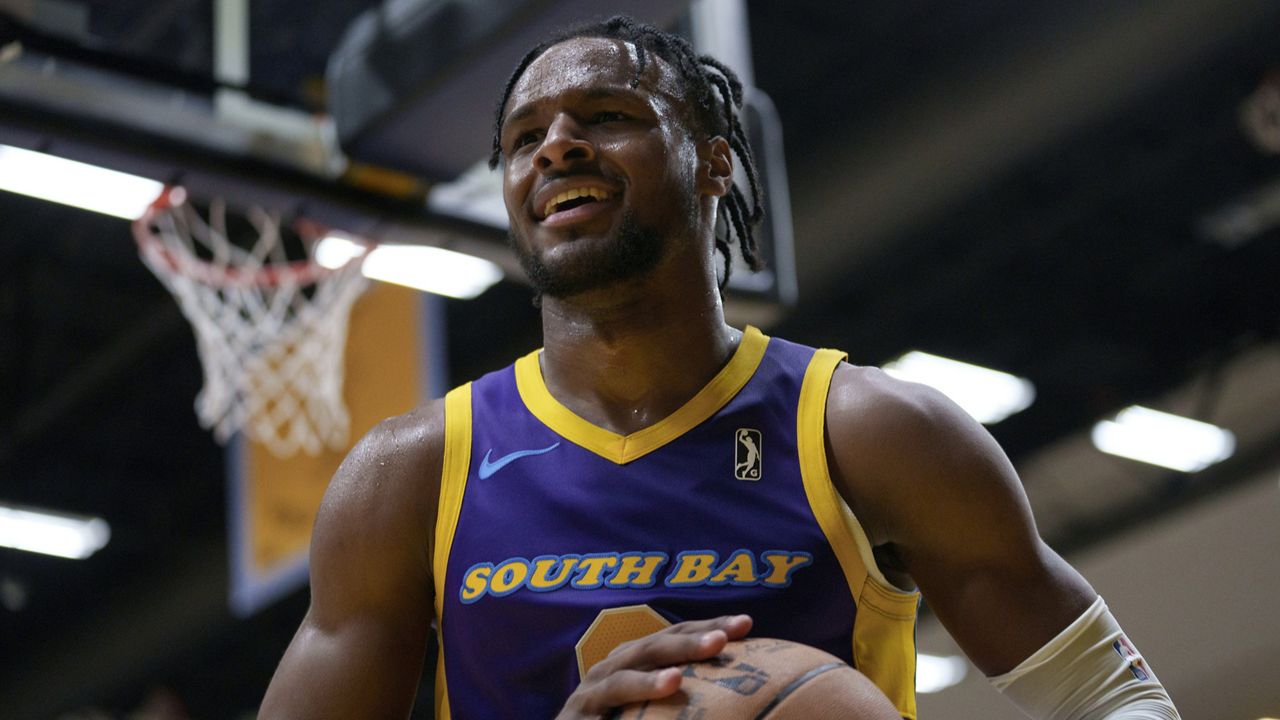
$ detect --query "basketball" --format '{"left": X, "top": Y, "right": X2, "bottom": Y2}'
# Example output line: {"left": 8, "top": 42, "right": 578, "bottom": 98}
{"left": 610, "top": 638, "right": 902, "bottom": 720}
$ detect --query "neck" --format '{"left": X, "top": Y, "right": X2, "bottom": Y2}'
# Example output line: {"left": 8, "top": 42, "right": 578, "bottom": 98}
{"left": 537, "top": 245, "right": 739, "bottom": 435}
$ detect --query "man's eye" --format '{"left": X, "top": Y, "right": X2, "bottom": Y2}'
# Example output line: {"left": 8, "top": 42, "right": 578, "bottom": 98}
{"left": 513, "top": 131, "right": 540, "bottom": 149}
{"left": 592, "top": 111, "right": 628, "bottom": 123}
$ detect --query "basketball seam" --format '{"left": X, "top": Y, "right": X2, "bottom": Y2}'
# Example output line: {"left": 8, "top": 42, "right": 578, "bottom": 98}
{"left": 751, "top": 661, "right": 847, "bottom": 720}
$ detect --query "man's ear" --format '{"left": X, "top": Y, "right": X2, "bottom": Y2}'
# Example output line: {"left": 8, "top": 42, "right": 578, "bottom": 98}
{"left": 697, "top": 136, "right": 733, "bottom": 197}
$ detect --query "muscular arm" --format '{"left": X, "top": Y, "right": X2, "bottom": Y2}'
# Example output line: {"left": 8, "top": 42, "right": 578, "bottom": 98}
{"left": 824, "top": 364, "right": 1095, "bottom": 676}
{"left": 260, "top": 400, "right": 445, "bottom": 719}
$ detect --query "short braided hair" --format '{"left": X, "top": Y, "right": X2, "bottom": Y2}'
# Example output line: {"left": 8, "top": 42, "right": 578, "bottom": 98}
{"left": 489, "top": 15, "right": 765, "bottom": 289}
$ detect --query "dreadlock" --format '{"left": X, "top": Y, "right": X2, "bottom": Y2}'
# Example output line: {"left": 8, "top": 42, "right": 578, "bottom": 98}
{"left": 488, "top": 15, "right": 765, "bottom": 291}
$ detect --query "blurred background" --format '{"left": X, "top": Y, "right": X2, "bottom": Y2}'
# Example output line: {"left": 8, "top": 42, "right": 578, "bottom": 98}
{"left": 2, "top": 1, "right": 1279, "bottom": 718}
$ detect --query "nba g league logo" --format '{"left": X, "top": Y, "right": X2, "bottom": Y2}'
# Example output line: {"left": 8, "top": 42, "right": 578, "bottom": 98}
{"left": 735, "top": 429, "right": 762, "bottom": 481}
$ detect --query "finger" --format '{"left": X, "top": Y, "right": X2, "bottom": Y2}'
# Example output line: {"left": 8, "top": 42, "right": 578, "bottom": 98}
{"left": 577, "top": 668, "right": 683, "bottom": 714}
{"left": 719, "top": 613, "right": 753, "bottom": 638}
{"left": 601, "top": 627, "right": 732, "bottom": 673}
{"left": 666, "top": 615, "right": 753, "bottom": 646}
{"left": 663, "top": 614, "right": 754, "bottom": 637}
{"left": 602, "top": 615, "right": 740, "bottom": 661}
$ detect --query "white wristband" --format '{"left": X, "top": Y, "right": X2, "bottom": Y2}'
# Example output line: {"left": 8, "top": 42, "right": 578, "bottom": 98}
{"left": 989, "top": 596, "right": 1180, "bottom": 719}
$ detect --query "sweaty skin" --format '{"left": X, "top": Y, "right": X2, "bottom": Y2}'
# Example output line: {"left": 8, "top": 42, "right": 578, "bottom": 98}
{"left": 260, "top": 36, "right": 1096, "bottom": 718}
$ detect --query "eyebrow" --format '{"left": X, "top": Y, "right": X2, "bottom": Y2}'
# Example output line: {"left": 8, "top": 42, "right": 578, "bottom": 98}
{"left": 503, "top": 87, "right": 648, "bottom": 128}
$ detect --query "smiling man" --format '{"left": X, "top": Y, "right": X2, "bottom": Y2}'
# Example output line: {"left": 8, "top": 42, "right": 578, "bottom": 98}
{"left": 260, "top": 16, "right": 1180, "bottom": 720}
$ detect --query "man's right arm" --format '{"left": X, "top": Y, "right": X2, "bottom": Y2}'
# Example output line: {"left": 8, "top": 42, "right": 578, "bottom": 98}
{"left": 260, "top": 399, "right": 445, "bottom": 719}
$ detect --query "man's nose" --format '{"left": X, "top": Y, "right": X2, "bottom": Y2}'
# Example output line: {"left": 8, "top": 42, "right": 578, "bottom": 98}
{"left": 535, "top": 114, "right": 595, "bottom": 171}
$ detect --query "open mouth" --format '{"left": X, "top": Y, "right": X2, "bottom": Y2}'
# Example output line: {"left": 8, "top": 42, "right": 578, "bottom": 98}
{"left": 542, "top": 187, "right": 613, "bottom": 220}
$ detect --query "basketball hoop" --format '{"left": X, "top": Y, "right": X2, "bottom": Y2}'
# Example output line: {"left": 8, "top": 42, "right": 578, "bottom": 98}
{"left": 133, "top": 187, "right": 370, "bottom": 457}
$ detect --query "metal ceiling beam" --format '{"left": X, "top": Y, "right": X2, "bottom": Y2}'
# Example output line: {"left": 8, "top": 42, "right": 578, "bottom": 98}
{"left": 0, "top": 50, "right": 516, "bottom": 273}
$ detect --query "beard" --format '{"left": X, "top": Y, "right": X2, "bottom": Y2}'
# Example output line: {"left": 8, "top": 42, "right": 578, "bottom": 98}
{"left": 508, "top": 209, "right": 667, "bottom": 302}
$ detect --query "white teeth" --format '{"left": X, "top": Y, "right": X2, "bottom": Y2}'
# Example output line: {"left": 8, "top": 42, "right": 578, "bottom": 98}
{"left": 543, "top": 187, "right": 612, "bottom": 218}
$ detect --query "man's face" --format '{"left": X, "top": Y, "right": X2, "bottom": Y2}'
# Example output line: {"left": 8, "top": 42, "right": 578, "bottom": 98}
{"left": 498, "top": 37, "right": 703, "bottom": 298}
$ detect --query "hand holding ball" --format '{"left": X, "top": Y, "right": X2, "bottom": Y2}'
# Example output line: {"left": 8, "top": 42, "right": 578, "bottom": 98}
{"left": 611, "top": 638, "right": 902, "bottom": 719}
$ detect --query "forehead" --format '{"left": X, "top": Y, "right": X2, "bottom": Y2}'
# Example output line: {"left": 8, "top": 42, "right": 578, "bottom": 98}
{"left": 505, "top": 37, "right": 683, "bottom": 119}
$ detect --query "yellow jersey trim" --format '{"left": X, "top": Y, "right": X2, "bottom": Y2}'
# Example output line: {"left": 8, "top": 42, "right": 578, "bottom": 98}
{"left": 796, "top": 349, "right": 876, "bottom": 595}
{"left": 434, "top": 643, "right": 451, "bottom": 720}
{"left": 514, "top": 326, "right": 769, "bottom": 464}
{"left": 796, "top": 349, "right": 920, "bottom": 719}
{"left": 433, "top": 383, "right": 472, "bottom": 720}
{"left": 854, "top": 574, "right": 921, "bottom": 720}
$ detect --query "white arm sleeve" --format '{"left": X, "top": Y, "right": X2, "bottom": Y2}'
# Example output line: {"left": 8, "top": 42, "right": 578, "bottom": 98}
{"left": 989, "top": 595, "right": 1180, "bottom": 720}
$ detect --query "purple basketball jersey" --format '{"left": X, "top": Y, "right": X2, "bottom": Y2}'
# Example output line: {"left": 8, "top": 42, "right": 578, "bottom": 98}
{"left": 432, "top": 328, "right": 919, "bottom": 719}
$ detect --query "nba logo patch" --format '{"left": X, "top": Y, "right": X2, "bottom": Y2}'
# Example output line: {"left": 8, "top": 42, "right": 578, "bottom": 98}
{"left": 735, "top": 428, "right": 763, "bottom": 481}
{"left": 1112, "top": 636, "right": 1150, "bottom": 681}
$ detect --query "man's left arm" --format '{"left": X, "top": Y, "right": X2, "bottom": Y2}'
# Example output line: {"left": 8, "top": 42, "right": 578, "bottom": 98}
{"left": 824, "top": 363, "right": 1179, "bottom": 719}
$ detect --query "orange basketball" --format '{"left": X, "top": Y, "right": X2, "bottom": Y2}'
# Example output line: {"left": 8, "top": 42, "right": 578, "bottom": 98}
{"left": 611, "top": 638, "right": 902, "bottom": 719}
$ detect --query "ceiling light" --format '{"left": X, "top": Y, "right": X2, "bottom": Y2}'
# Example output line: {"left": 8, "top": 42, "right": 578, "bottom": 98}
{"left": 0, "top": 144, "right": 164, "bottom": 219}
{"left": 883, "top": 351, "right": 1035, "bottom": 424}
{"left": 0, "top": 503, "right": 111, "bottom": 559}
{"left": 314, "top": 233, "right": 367, "bottom": 268}
{"left": 1091, "top": 406, "right": 1235, "bottom": 473}
{"left": 916, "top": 653, "right": 967, "bottom": 693}
{"left": 316, "top": 235, "right": 503, "bottom": 300}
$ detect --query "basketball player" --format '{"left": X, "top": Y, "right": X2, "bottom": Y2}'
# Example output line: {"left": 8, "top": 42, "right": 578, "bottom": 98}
{"left": 261, "top": 17, "right": 1180, "bottom": 719}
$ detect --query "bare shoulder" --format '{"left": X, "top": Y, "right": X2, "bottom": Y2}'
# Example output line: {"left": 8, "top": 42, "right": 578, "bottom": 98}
{"left": 825, "top": 361, "right": 999, "bottom": 477}
{"left": 823, "top": 362, "right": 1026, "bottom": 542}
{"left": 826, "top": 362, "right": 979, "bottom": 445}
{"left": 320, "top": 397, "right": 450, "bottom": 532}
{"left": 311, "top": 396, "right": 448, "bottom": 599}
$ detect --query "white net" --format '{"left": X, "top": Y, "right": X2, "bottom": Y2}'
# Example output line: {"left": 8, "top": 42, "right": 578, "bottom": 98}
{"left": 134, "top": 189, "right": 369, "bottom": 457}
